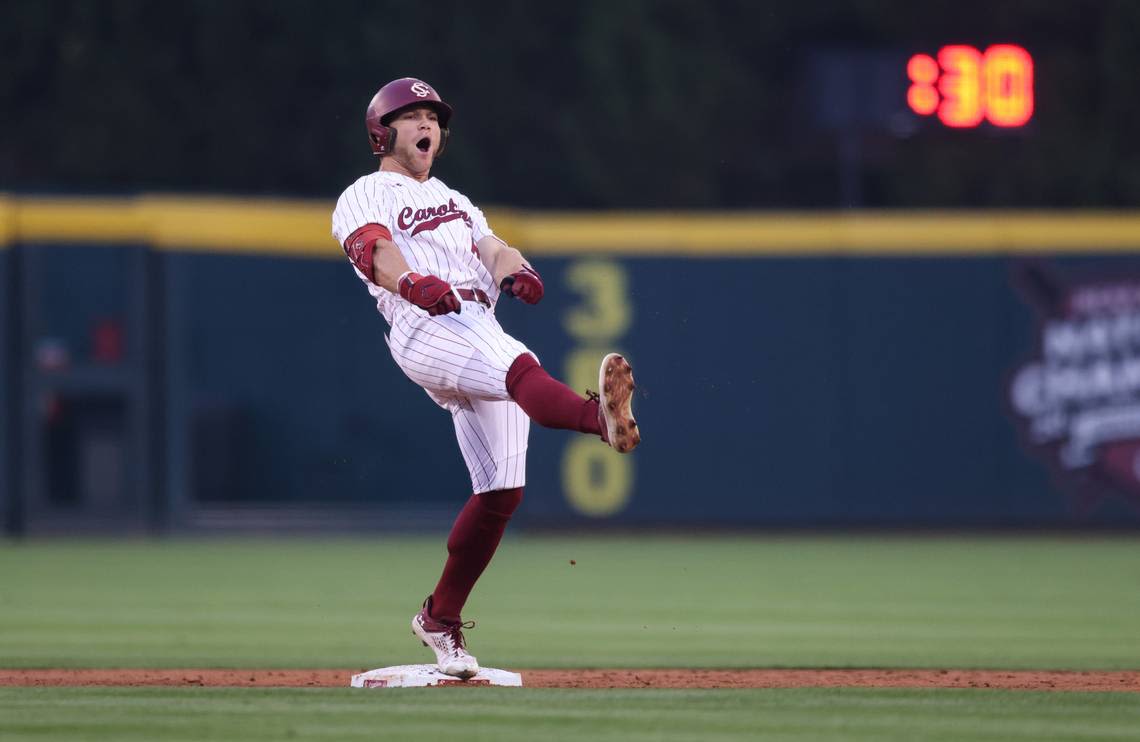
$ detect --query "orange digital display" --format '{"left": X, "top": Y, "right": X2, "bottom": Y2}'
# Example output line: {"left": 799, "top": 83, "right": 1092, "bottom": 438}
{"left": 907, "top": 44, "right": 1034, "bottom": 128}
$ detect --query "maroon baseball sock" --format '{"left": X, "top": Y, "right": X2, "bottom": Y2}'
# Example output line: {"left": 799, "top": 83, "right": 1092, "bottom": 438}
{"left": 429, "top": 487, "right": 524, "bottom": 624}
{"left": 506, "top": 354, "right": 602, "bottom": 435}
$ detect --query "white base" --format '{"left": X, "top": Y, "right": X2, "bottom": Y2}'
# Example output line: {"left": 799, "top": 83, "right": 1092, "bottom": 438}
{"left": 351, "top": 664, "right": 523, "bottom": 688}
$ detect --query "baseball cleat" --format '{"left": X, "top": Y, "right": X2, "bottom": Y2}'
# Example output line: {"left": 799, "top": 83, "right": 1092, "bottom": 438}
{"left": 597, "top": 352, "right": 640, "bottom": 453}
{"left": 411, "top": 597, "right": 479, "bottom": 679}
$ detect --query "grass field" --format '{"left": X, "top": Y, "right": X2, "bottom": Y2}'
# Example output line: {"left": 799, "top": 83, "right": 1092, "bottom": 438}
{"left": 2, "top": 535, "right": 1139, "bottom": 740}
{"left": 3, "top": 687, "right": 1140, "bottom": 741}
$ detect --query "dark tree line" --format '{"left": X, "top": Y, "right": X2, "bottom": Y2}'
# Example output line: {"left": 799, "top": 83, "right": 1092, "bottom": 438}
{"left": 3, "top": 0, "right": 1138, "bottom": 208}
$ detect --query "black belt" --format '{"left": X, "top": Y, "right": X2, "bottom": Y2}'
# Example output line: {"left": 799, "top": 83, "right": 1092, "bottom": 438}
{"left": 456, "top": 288, "right": 491, "bottom": 307}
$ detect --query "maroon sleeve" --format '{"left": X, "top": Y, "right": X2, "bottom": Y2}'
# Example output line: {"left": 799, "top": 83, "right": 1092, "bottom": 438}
{"left": 343, "top": 223, "right": 394, "bottom": 285}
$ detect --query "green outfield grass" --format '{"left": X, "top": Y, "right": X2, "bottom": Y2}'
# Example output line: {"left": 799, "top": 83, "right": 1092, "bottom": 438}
{"left": 1, "top": 536, "right": 1138, "bottom": 670}
{"left": 2, "top": 536, "right": 1138, "bottom": 741}
{"left": 2, "top": 687, "right": 1139, "bottom": 742}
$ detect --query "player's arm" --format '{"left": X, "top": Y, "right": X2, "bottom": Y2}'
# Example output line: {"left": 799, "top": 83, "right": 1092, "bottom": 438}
{"left": 476, "top": 235, "right": 527, "bottom": 286}
{"left": 369, "top": 238, "right": 410, "bottom": 293}
{"left": 477, "top": 235, "right": 544, "bottom": 305}
{"left": 342, "top": 224, "right": 460, "bottom": 316}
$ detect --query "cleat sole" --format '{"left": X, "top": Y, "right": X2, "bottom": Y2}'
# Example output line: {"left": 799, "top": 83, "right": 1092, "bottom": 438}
{"left": 598, "top": 353, "right": 640, "bottom": 454}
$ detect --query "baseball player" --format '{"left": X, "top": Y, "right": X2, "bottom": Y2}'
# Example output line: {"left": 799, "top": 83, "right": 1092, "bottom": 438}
{"left": 331, "top": 77, "right": 640, "bottom": 679}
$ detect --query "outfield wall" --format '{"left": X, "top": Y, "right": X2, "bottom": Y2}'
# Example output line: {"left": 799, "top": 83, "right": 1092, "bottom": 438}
{"left": 1, "top": 231, "right": 16, "bottom": 533}
{"left": 4, "top": 197, "right": 1140, "bottom": 531}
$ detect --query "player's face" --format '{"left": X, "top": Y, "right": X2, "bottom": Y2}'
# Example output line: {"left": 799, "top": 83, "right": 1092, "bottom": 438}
{"left": 389, "top": 105, "right": 441, "bottom": 177}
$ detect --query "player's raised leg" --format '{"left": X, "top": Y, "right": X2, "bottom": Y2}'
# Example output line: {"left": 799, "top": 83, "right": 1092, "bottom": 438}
{"left": 505, "top": 352, "right": 640, "bottom": 453}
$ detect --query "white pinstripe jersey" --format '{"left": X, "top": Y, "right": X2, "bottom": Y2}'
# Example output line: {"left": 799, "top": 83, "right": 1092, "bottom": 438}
{"left": 331, "top": 171, "right": 500, "bottom": 323}
{"left": 331, "top": 171, "right": 532, "bottom": 493}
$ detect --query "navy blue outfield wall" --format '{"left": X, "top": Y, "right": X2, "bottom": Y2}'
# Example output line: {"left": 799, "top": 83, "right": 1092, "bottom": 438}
{"left": 148, "top": 250, "right": 1140, "bottom": 527}
{"left": 11, "top": 239, "right": 1140, "bottom": 529}
{"left": 0, "top": 247, "right": 15, "bottom": 532}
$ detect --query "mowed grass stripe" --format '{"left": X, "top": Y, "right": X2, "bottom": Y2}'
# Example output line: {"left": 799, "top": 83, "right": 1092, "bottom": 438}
{"left": 2, "top": 688, "right": 1140, "bottom": 742}
{"left": 1, "top": 536, "right": 1138, "bottom": 670}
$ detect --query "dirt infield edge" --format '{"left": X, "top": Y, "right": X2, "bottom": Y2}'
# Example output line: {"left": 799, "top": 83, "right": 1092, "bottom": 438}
{"left": 1, "top": 668, "right": 1137, "bottom": 692}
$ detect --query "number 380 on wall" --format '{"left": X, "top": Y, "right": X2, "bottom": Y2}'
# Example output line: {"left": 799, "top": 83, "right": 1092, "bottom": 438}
{"left": 907, "top": 44, "right": 1034, "bottom": 128}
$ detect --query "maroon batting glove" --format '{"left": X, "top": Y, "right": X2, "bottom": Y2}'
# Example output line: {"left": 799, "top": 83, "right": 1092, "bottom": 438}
{"left": 500, "top": 266, "right": 544, "bottom": 304}
{"left": 398, "top": 272, "right": 462, "bottom": 316}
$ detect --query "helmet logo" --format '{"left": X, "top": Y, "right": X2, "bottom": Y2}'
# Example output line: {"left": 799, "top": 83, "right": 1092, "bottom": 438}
{"left": 410, "top": 82, "right": 432, "bottom": 98}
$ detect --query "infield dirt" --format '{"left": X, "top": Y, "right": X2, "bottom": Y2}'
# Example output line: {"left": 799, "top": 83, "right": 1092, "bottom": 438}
{"left": 2, "top": 668, "right": 1137, "bottom": 692}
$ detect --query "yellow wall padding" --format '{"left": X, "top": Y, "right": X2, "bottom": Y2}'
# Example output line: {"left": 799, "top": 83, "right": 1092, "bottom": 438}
{"left": 3, "top": 195, "right": 1140, "bottom": 257}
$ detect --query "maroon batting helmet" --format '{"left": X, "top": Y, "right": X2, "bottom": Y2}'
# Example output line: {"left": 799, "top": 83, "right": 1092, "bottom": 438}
{"left": 365, "top": 78, "right": 453, "bottom": 157}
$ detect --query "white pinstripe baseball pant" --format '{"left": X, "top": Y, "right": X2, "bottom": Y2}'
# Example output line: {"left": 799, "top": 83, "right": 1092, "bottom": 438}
{"left": 385, "top": 301, "right": 532, "bottom": 493}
